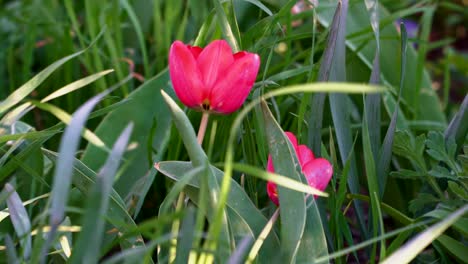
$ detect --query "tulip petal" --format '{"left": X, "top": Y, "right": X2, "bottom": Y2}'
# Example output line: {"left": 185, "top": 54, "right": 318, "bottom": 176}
{"left": 188, "top": 45, "right": 202, "bottom": 59}
{"left": 169, "top": 41, "right": 205, "bottom": 108}
{"left": 297, "top": 144, "right": 315, "bottom": 167}
{"left": 266, "top": 181, "right": 279, "bottom": 206}
{"left": 210, "top": 52, "right": 260, "bottom": 114}
{"left": 267, "top": 155, "right": 275, "bottom": 172}
{"left": 197, "top": 40, "right": 234, "bottom": 92}
{"left": 284, "top": 132, "right": 298, "bottom": 149}
{"left": 302, "top": 158, "right": 333, "bottom": 192}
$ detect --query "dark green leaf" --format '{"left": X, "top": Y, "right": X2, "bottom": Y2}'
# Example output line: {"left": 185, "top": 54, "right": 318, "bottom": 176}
{"left": 81, "top": 71, "right": 172, "bottom": 197}
{"left": 261, "top": 100, "right": 305, "bottom": 262}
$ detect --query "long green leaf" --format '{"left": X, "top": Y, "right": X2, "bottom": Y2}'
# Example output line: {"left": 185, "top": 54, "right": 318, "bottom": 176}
{"left": 261, "top": 100, "right": 306, "bottom": 262}
{"left": 70, "top": 124, "right": 133, "bottom": 264}
{"left": 81, "top": 71, "right": 172, "bottom": 197}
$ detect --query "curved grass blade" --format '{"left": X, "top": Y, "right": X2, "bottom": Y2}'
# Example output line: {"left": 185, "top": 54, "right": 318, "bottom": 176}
{"left": 213, "top": 0, "right": 240, "bottom": 52}
{"left": 230, "top": 163, "right": 327, "bottom": 197}
{"left": 120, "top": 0, "right": 149, "bottom": 77}
{"left": 4, "top": 183, "right": 32, "bottom": 260}
{"left": 69, "top": 123, "right": 133, "bottom": 264}
{"left": 0, "top": 48, "right": 92, "bottom": 115}
{"left": 381, "top": 204, "right": 468, "bottom": 264}
{"left": 41, "top": 87, "right": 117, "bottom": 263}
{"left": 41, "top": 69, "right": 114, "bottom": 103}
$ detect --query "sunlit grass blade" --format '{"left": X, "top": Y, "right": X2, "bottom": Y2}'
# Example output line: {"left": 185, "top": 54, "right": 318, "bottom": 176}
{"left": 70, "top": 123, "right": 133, "bottom": 264}
{"left": 41, "top": 69, "right": 114, "bottom": 103}
{"left": 31, "top": 101, "right": 109, "bottom": 151}
{"left": 381, "top": 204, "right": 468, "bottom": 264}
{"left": 230, "top": 163, "right": 327, "bottom": 197}
{"left": 0, "top": 32, "right": 102, "bottom": 116}
{"left": 4, "top": 183, "right": 32, "bottom": 260}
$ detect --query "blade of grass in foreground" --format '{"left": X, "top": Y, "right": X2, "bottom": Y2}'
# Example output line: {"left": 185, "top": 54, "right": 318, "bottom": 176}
{"left": 41, "top": 86, "right": 116, "bottom": 263}
{"left": 70, "top": 123, "right": 133, "bottom": 264}
{"left": 381, "top": 204, "right": 468, "bottom": 264}
{"left": 4, "top": 183, "right": 32, "bottom": 260}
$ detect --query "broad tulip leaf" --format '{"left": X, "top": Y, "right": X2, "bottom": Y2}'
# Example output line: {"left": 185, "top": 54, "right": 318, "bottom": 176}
{"left": 296, "top": 197, "right": 329, "bottom": 263}
{"left": 43, "top": 150, "right": 145, "bottom": 250}
{"left": 261, "top": 100, "right": 306, "bottom": 263}
{"left": 156, "top": 161, "right": 280, "bottom": 262}
{"left": 81, "top": 70, "right": 172, "bottom": 198}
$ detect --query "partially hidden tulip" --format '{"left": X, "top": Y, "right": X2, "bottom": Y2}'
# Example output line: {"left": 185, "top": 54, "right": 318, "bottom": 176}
{"left": 266, "top": 132, "right": 333, "bottom": 206}
{"left": 169, "top": 40, "right": 260, "bottom": 114}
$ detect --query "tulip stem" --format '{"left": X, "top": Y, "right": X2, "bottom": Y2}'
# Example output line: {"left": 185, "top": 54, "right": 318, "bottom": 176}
{"left": 197, "top": 112, "right": 210, "bottom": 145}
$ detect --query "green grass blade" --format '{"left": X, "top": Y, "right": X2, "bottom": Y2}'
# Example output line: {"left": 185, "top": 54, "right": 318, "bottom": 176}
{"left": 42, "top": 87, "right": 115, "bottom": 262}
{"left": 364, "top": 0, "right": 381, "bottom": 161}
{"left": 307, "top": 1, "right": 342, "bottom": 154}
{"left": 444, "top": 95, "right": 468, "bottom": 153}
{"left": 381, "top": 204, "right": 468, "bottom": 264}
{"left": 4, "top": 183, "right": 32, "bottom": 260}
{"left": 41, "top": 70, "right": 114, "bottom": 103}
{"left": 0, "top": 33, "right": 101, "bottom": 115}
{"left": 213, "top": 0, "right": 240, "bottom": 52}
{"left": 70, "top": 123, "right": 133, "bottom": 264}
{"left": 120, "top": 0, "right": 150, "bottom": 77}
{"left": 230, "top": 163, "right": 327, "bottom": 197}
{"left": 377, "top": 22, "right": 407, "bottom": 195}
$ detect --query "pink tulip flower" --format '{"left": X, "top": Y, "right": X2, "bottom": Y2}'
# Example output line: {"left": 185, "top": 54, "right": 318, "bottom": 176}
{"left": 169, "top": 40, "right": 260, "bottom": 114}
{"left": 266, "top": 132, "right": 333, "bottom": 206}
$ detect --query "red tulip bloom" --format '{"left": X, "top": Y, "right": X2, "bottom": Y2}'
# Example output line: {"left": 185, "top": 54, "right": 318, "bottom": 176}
{"left": 266, "top": 132, "right": 333, "bottom": 206}
{"left": 169, "top": 40, "right": 260, "bottom": 114}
